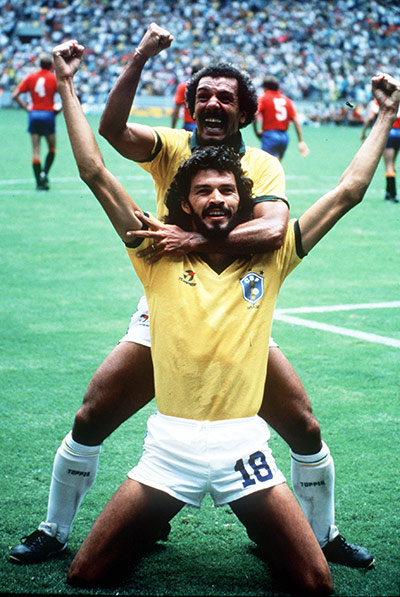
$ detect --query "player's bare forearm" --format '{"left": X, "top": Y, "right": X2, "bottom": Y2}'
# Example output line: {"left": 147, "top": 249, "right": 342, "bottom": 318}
{"left": 98, "top": 52, "right": 151, "bottom": 160}
{"left": 85, "top": 175, "right": 143, "bottom": 241}
{"left": 54, "top": 41, "right": 142, "bottom": 240}
{"left": 298, "top": 73, "right": 400, "bottom": 254}
{"left": 99, "top": 23, "right": 173, "bottom": 161}
{"left": 55, "top": 56, "right": 103, "bottom": 184}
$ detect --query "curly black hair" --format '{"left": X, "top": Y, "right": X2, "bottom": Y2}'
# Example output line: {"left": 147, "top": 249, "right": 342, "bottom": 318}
{"left": 185, "top": 63, "right": 258, "bottom": 128}
{"left": 164, "top": 146, "right": 254, "bottom": 231}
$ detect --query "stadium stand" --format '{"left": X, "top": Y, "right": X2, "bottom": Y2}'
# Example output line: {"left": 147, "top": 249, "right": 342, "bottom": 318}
{"left": 1, "top": 0, "right": 399, "bottom": 121}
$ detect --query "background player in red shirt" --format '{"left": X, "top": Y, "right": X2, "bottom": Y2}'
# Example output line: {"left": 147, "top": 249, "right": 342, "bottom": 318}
{"left": 253, "top": 75, "right": 309, "bottom": 161}
{"left": 171, "top": 60, "right": 202, "bottom": 132}
{"left": 361, "top": 98, "right": 400, "bottom": 203}
{"left": 12, "top": 53, "right": 60, "bottom": 190}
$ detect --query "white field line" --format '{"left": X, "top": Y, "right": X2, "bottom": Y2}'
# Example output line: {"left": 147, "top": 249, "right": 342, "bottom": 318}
{"left": 274, "top": 302, "right": 400, "bottom": 348}
{"left": 277, "top": 302, "right": 400, "bottom": 313}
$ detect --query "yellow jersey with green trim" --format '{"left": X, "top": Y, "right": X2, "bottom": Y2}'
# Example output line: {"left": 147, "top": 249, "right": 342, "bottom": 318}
{"left": 136, "top": 128, "right": 286, "bottom": 220}
{"left": 126, "top": 219, "right": 301, "bottom": 421}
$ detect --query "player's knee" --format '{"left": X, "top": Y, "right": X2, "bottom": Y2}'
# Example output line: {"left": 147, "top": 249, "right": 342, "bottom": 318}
{"left": 252, "top": 535, "right": 333, "bottom": 596}
{"left": 73, "top": 401, "right": 95, "bottom": 434}
{"left": 303, "top": 413, "right": 321, "bottom": 445}
{"left": 289, "top": 413, "right": 322, "bottom": 454}
{"left": 67, "top": 559, "right": 101, "bottom": 588}
{"left": 67, "top": 553, "right": 129, "bottom": 588}
{"left": 67, "top": 558, "right": 89, "bottom": 587}
{"left": 72, "top": 371, "right": 126, "bottom": 443}
{"left": 298, "top": 568, "right": 333, "bottom": 596}
{"left": 72, "top": 387, "right": 107, "bottom": 442}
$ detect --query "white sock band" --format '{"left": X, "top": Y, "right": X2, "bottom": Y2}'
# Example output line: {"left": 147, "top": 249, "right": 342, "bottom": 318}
{"left": 290, "top": 441, "right": 335, "bottom": 547}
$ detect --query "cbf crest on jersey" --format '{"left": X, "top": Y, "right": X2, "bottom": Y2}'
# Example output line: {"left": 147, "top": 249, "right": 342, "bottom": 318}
{"left": 240, "top": 272, "right": 264, "bottom": 304}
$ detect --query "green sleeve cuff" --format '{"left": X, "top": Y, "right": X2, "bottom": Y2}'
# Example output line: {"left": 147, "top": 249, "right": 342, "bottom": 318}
{"left": 253, "top": 195, "right": 290, "bottom": 209}
{"left": 294, "top": 219, "right": 307, "bottom": 258}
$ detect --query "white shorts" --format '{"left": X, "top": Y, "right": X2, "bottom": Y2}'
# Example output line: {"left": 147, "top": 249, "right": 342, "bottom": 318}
{"left": 119, "top": 295, "right": 151, "bottom": 347}
{"left": 128, "top": 412, "right": 285, "bottom": 507}
{"left": 121, "top": 296, "right": 278, "bottom": 348}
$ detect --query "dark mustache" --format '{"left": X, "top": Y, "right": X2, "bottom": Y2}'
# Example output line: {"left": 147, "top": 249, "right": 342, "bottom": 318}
{"left": 202, "top": 204, "right": 232, "bottom": 218}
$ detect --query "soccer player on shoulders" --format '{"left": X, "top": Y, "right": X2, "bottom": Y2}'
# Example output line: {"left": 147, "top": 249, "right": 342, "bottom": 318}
{"left": 9, "top": 23, "right": 373, "bottom": 571}
{"left": 52, "top": 40, "right": 399, "bottom": 592}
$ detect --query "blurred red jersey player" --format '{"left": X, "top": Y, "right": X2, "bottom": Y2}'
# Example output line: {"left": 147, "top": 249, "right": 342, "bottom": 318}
{"left": 171, "top": 60, "right": 203, "bottom": 132}
{"left": 12, "top": 53, "right": 60, "bottom": 190}
{"left": 253, "top": 75, "right": 309, "bottom": 161}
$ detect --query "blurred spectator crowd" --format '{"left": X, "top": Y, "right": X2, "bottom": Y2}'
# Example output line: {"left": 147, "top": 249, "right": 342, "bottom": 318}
{"left": 1, "top": 0, "right": 399, "bottom": 121}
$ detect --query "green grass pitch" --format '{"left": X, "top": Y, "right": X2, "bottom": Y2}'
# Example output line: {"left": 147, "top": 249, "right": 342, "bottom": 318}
{"left": 1, "top": 108, "right": 399, "bottom": 596}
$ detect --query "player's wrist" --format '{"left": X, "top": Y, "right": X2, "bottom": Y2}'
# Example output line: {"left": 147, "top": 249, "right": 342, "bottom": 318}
{"left": 56, "top": 74, "right": 75, "bottom": 87}
{"left": 135, "top": 47, "right": 149, "bottom": 60}
{"left": 187, "top": 231, "right": 207, "bottom": 252}
{"left": 375, "top": 106, "right": 397, "bottom": 125}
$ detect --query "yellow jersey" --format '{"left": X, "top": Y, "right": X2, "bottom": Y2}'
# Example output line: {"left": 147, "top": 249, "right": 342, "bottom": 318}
{"left": 137, "top": 128, "right": 286, "bottom": 220}
{"left": 126, "top": 219, "right": 301, "bottom": 421}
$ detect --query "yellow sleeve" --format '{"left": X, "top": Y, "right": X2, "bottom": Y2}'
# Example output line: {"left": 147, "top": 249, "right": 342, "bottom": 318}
{"left": 276, "top": 219, "right": 302, "bottom": 284}
{"left": 242, "top": 146, "right": 287, "bottom": 202}
{"left": 133, "top": 127, "right": 192, "bottom": 219}
{"left": 134, "top": 127, "right": 191, "bottom": 186}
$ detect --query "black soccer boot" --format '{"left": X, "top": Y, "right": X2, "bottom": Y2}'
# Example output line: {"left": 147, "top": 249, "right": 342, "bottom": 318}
{"left": 9, "top": 527, "right": 66, "bottom": 564}
{"left": 322, "top": 525, "right": 374, "bottom": 569}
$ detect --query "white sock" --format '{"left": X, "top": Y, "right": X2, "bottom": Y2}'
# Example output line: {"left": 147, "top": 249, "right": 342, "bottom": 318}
{"left": 41, "top": 431, "right": 101, "bottom": 544}
{"left": 290, "top": 441, "right": 335, "bottom": 547}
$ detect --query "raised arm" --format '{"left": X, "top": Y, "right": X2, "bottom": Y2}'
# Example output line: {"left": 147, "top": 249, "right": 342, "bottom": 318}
{"left": 98, "top": 23, "right": 174, "bottom": 161}
{"left": 53, "top": 40, "right": 142, "bottom": 241}
{"left": 298, "top": 73, "right": 400, "bottom": 254}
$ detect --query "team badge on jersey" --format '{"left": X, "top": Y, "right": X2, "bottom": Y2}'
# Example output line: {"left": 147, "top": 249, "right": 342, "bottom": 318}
{"left": 179, "top": 269, "right": 197, "bottom": 286}
{"left": 240, "top": 272, "right": 264, "bottom": 304}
